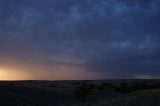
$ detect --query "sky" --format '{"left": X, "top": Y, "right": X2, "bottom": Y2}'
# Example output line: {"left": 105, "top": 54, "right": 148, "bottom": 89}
{"left": 0, "top": 0, "right": 160, "bottom": 80}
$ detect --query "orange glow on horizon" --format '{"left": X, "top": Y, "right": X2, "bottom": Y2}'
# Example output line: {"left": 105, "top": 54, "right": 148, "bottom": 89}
{"left": 0, "top": 68, "right": 29, "bottom": 80}
{"left": 0, "top": 65, "right": 109, "bottom": 80}
{"left": 0, "top": 54, "right": 110, "bottom": 80}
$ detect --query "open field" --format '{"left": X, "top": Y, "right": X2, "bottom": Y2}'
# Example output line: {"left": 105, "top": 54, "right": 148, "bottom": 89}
{"left": 0, "top": 80, "right": 160, "bottom": 106}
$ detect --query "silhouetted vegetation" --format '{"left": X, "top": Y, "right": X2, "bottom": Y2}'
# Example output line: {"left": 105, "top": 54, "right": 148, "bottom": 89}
{"left": 113, "top": 82, "right": 160, "bottom": 93}
{"left": 0, "top": 80, "right": 160, "bottom": 106}
{"left": 74, "top": 84, "right": 94, "bottom": 101}
{"left": 49, "top": 84, "right": 56, "bottom": 87}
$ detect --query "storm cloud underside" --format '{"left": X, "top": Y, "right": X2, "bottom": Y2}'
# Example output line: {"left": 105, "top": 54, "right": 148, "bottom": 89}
{"left": 0, "top": 0, "right": 160, "bottom": 80}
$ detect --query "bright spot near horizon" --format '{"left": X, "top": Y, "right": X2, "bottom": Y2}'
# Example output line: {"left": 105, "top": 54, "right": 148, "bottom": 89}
{"left": 0, "top": 68, "right": 28, "bottom": 80}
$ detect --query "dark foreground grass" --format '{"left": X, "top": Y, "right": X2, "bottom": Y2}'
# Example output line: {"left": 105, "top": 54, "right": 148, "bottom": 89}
{"left": 0, "top": 80, "right": 160, "bottom": 106}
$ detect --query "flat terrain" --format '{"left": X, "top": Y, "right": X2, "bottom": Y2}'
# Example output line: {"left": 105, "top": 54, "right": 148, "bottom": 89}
{"left": 111, "top": 89, "right": 160, "bottom": 106}
{"left": 0, "top": 80, "right": 160, "bottom": 106}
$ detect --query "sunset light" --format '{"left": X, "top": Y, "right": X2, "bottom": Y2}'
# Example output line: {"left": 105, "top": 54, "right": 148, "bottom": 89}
{"left": 0, "top": 68, "right": 28, "bottom": 80}
{"left": 0, "top": 0, "right": 160, "bottom": 106}
{"left": 0, "top": 0, "right": 160, "bottom": 80}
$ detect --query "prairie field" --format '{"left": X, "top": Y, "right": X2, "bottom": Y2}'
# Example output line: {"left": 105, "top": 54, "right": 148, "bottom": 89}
{"left": 0, "top": 80, "right": 160, "bottom": 106}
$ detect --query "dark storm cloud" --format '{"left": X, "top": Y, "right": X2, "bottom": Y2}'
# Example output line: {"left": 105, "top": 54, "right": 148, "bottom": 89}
{"left": 0, "top": 0, "right": 160, "bottom": 78}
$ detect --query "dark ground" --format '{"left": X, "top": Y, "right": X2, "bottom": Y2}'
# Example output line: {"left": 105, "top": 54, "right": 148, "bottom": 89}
{"left": 0, "top": 79, "right": 160, "bottom": 106}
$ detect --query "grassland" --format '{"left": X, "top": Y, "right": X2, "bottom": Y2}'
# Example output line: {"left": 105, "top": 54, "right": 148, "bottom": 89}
{"left": 0, "top": 80, "right": 160, "bottom": 106}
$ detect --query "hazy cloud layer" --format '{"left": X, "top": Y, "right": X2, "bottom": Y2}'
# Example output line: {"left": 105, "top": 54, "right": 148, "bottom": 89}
{"left": 0, "top": 0, "right": 160, "bottom": 79}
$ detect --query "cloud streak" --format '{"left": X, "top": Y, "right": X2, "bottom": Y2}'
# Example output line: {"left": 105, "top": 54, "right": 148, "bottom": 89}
{"left": 0, "top": 0, "right": 160, "bottom": 79}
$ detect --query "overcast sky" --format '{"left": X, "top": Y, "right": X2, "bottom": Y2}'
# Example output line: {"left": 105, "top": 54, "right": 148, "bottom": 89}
{"left": 0, "top": 0, "right": 160, "bottom": 80}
